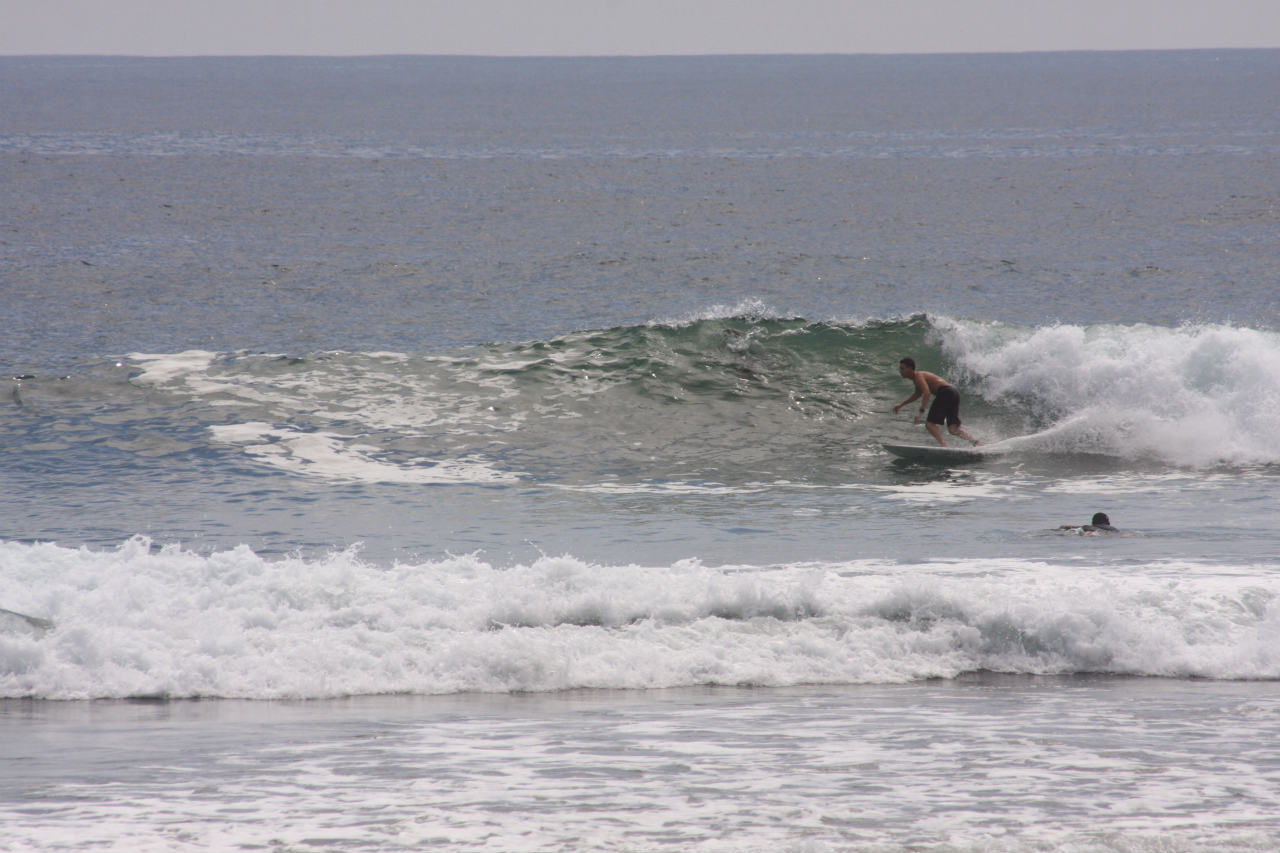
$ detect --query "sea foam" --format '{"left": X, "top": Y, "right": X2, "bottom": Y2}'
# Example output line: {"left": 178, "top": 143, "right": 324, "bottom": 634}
{"left": 3, "top": 538, "right": 1277, "bottom": 700}
{"left": 939, "top": 318, "right": 1280, "bottom": 466}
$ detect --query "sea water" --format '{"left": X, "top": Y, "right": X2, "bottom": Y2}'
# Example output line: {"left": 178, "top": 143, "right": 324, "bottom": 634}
{"left": 2, "top": 51, "right": 1280, "bottom": 851}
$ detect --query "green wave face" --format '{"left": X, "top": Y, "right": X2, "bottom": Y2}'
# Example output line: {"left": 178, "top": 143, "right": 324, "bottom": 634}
{"left": 91, "top": 313, "right": 964, "bottom": 487}
{"left": 21, "top": 311, "right": 1271, "bottom": 491}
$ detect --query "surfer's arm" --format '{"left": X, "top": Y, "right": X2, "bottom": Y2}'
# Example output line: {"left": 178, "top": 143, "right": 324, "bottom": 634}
{"left": 894, "top": 376, "right": 930, "bottom": 414}
{"left": 893, "top": 389, "right": 921, "bottom": 413}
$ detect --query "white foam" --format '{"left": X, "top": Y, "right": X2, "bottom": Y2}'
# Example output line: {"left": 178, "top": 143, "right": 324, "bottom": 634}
{"left": 870, "top": 475, "right": 1021, "bottom": 504}
{"left": 3, "top": 539, "right": 1278, "bottom": 700}
{"left": 207, "top": 422, "right": 518, "bottom": 484}
{"left": 653, "top": 296, "right": 781, "bottom": 327}
{"left": 559, "top": 480, "right": 765, "bottom": 496}
{"left": 127, "top": 350, "right": 220, "bottom": 385}
{"left": 1043, "top": 471, "right": 1233, "bottom": 496}
{"left": 938, "top": 319, "right": 1280, "bottom": 467}
{"left": 125, "top": 350, "right": 527, "bottom": 484}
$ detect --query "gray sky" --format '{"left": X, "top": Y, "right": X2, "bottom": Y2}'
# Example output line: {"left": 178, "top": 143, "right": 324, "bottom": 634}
{"left": 3, "top": 0, "right": 1279, "bottom": 56}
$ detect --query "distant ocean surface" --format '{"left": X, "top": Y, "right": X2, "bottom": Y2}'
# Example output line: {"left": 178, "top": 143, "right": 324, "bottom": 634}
{"left": 2, "top": 51, "right": 1279, "bottom": 852}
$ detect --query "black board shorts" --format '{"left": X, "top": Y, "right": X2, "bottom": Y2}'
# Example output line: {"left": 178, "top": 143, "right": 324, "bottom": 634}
{"left": 926, "top": 385, "right": 962, "bottom": 426}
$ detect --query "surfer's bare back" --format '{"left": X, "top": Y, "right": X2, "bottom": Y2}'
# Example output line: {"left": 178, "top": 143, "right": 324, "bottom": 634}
{"left": 893, "top": 358, "right": 981, "bottom": 447}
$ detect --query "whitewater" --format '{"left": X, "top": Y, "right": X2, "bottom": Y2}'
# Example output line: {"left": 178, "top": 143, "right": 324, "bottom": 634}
{"left": 3, "top": 538, "right": 1279, "bottom": 701}
{"left": 6, "top": 311, "right": 1280, "bottom": 704}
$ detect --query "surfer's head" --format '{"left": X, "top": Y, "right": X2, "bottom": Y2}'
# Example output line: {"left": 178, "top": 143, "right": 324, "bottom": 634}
{"left": 898, "top": 357, "right": 916, "bottom": 377}
{"left": 1087, "top": 512, "right": 1117, "bottom": 532}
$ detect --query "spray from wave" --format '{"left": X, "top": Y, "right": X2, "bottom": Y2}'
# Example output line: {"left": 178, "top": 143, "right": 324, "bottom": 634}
{"left": 938, "top": 317, "right": 1280, "bottom": 466}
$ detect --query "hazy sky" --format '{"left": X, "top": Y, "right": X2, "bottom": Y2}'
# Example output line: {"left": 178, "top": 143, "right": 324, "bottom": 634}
{"left": 3, "top": 0, "right": 1279, "bottom": 56}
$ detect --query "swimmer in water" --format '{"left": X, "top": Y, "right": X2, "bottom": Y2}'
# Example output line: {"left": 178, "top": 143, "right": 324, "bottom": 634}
{"left": 1059, "top": 512, "right": 1117, "bottom": 534}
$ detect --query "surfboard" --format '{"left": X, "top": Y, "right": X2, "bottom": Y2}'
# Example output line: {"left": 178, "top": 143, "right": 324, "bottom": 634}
{"left": 0, "top": 607, "right": 54, "bottom": 635}
{"left": 882, "top": 442, "right": 988, "bottom": 464}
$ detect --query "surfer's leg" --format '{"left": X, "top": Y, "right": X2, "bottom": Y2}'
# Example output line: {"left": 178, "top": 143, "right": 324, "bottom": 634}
{"left": 947, "top": 424, "right": 981, "bottom": 446}
{"left": 924, "top": 393, "right": 950, "bottom": 446}
{"left": 938, "top": 387, "right": 980, "bottom": 445}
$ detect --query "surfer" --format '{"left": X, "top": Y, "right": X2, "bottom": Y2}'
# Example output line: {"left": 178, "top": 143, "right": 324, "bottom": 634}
{"left": 1059, "top": 512, "right": 1117, "bottom": 534}
{"left": 892, "top": 358, "right": 981, "bottom": 447}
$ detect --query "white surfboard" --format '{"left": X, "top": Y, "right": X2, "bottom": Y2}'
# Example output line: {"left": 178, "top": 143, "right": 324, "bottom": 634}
{"left": 882, "top": 442, "right": 988, "bottom": 464}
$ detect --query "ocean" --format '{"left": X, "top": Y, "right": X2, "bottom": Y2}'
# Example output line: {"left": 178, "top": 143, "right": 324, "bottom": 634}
{"left": 2, "top": 50, "right": 1279, "bottom": 851}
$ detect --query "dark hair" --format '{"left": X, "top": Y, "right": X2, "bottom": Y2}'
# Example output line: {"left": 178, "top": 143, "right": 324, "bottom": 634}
{"left": 1091, "top": 512, "right": 1111, "bottom": 526}
{"left": 899, "top": 357, "right": 916, "bottom": 369}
